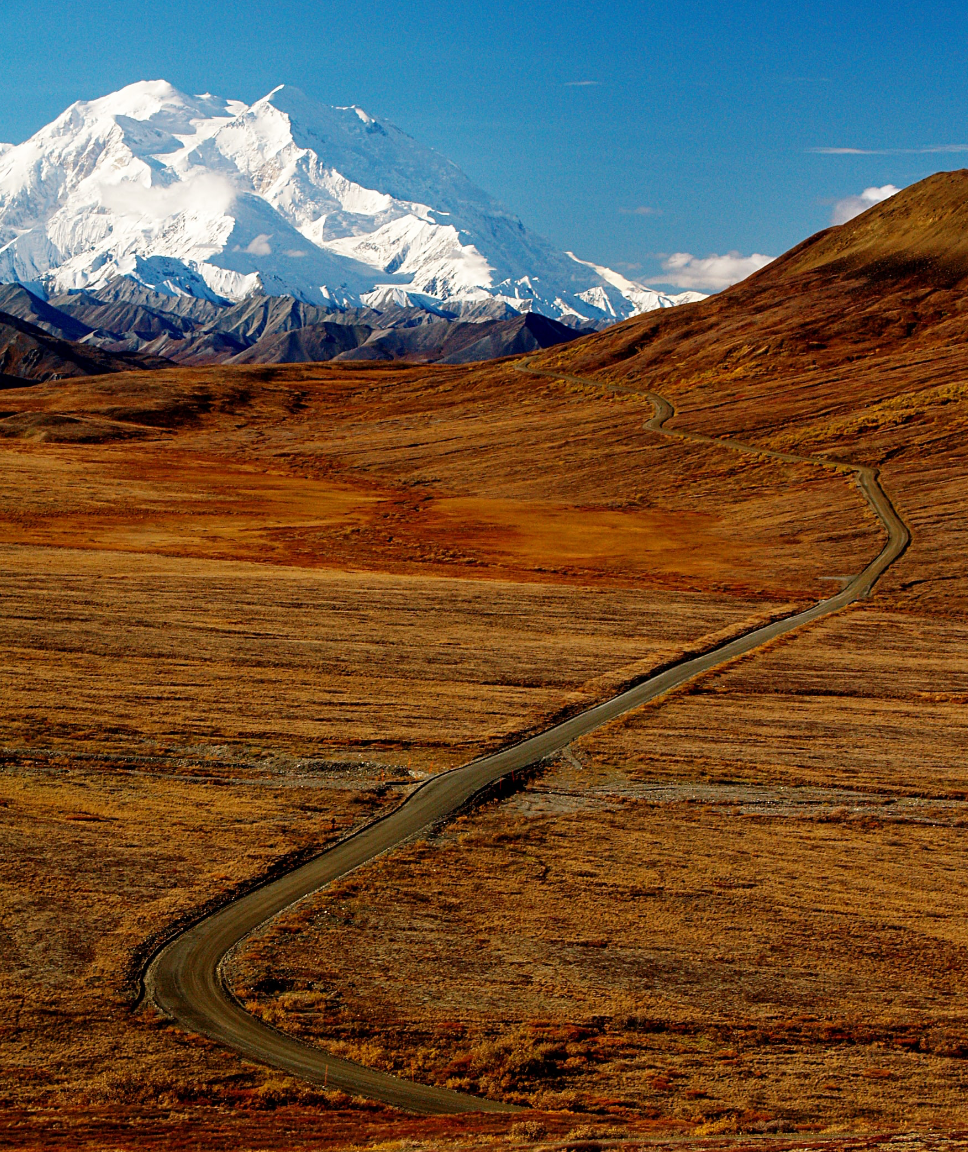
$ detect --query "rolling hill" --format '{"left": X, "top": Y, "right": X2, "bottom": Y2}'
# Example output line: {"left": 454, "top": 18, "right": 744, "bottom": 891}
{"left": 551, "top": 168, "right": 968, "bottom": 389}
{"left": 3, "top": 167, "right": 968, "bottom": 1148}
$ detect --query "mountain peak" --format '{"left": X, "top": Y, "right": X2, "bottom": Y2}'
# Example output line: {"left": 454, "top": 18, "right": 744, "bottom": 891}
{"left": 72, "top": 79, "right": 203, "bottom": 121}
{"left": 0, "top": 80, "right": 703, "bottom": 322}
{"left": 107, "top": 78, "right": 186, "bottom": 102}
{"left": 255, "top": 84, "right": 387, "bottom": 138}
{"left": 254, "top": 83, "right": 325, "bottom": 117}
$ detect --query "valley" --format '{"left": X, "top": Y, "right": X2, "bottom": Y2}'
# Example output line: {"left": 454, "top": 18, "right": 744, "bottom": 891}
{"left": 1, "top": 170, "right": 968, "bottom": 1151}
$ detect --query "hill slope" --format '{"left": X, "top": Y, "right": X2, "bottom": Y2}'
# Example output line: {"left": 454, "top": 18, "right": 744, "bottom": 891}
{"left": 550, "top": 169, "right": 968, "bottom": 390}
{"left": 2, "top": 171, "right": 968, "bottom": 1145}
{"left": 541, "top": 167, "right": 968, "bottom": 621}
{"left": 0, "top": 309, "right": 169, "bottom": 381}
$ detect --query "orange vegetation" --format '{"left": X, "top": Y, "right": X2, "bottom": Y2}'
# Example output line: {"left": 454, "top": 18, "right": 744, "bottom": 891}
{"left": 4, "top": 172, "right": 968, "bottom": 1149}
{"left": 217, "top": 172, "right": 968, "bottom": 1143}
{"left": 0, "top": 359, "right": 874, "bottom": 597}
{"left": 230, "top": 763, "right": 968, "bottom": 1132}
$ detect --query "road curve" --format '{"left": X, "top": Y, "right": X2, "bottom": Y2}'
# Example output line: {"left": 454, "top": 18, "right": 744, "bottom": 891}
{"left": 145, "top": 360, "right": 910, "bottom": 1115}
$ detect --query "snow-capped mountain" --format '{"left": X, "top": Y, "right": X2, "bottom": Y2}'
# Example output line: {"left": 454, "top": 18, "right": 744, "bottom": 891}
{"left": 0, "top": 81, "right": 704, "bottom": 323}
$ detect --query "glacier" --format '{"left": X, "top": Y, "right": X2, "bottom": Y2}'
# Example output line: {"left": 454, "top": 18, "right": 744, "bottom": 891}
{"left": 0, "top": 81, "right": 704, "bottom": 323}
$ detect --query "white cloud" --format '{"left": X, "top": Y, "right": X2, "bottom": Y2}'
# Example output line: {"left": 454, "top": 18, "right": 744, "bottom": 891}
{"left": 660, "top": 251, "right": 774, "bottom": 291}
{"left": 284, "top": 248, "right": 308, "bottom": 258}
{"left": 811, "top": 145, "right": 968, "bottom": 155}
{"left": 830, "top": 184, "right": 900, "bottom": 225}
{"left": 245, "top": 233, "right": 273, "bottom": 256}
{"left": 563, "top": 80, "right": 600, "bottom": 87}
{"left": 620, "top": 205, "right": 662, "bottom": 216}
{"left": 98, "top": 171, "right": 237, "bottom": 218}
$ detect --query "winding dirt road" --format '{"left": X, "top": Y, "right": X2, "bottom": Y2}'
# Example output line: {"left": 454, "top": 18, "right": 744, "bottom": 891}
{"left": 145, "top": 361, "right": 910, "bottom": 1115}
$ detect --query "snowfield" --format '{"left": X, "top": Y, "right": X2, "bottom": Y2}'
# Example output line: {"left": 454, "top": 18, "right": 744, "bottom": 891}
{"left": 0, "top": 80, "right": 704, "bottom": 322}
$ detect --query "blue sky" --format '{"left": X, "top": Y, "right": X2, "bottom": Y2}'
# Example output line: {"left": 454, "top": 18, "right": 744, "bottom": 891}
{"left": 2, "top": 0, "right": 965, "bottom": 289}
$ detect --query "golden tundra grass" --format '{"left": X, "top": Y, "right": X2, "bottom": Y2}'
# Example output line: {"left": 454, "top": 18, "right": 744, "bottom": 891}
{"left": 230, "top": 747, "right": 968, "bottom": 1133}
{"left": 1, "top": 337, "right": 964, "bottom": 1148}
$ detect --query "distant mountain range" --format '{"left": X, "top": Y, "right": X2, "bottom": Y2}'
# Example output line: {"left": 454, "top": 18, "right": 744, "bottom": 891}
{"left": 0, "top": 81, "right": 705, "bottom": 326}
{"left": 0, "top": 278, "right": 597, "bottom": 380}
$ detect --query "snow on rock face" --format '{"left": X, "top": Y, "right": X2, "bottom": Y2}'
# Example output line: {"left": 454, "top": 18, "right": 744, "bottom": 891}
{"left": 0, "top": 80, "right": 704, "bottom": 320}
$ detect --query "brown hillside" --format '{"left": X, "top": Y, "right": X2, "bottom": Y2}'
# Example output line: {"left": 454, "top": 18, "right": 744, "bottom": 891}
{"left": 223, "top": 170, "right": 968, "bottom": 1137}
{"left": 4, "top": 171, "right": 968, "bottom": 1146}
{"left": 548, "top": 169, "right": 968, "bottom": 389}
{"left": 541, "top": 167, "right": 968, "bottom": 621}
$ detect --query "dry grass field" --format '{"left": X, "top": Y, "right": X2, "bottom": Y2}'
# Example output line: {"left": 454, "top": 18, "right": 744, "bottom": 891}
{"left": 0, "top": 756, "right": 387, "bottom": 1110}
{"left": 0, "top": 543, "right": 782, "bottom": 764}
{"left": 0, "top": 359, "right": 875, "bottom": 598}
{"left": 5, "top": 176, "right": 968, "bottom": 1148}
{"left": 199, "top": 179, "right": 968, "bottom": 1145}
{"left": 224, "top": 603, "right": 968, "bottom": 1136}
{"left": 578, "top": 604, "right": 968, "bottom": 797}
{"left": 0, "top": 356, "right": 851, "bottom": 1149}
{"left": 2, "top": 757, "right": 647, "bottom": 1149}
{"left": 229, "top": 763, "right": 968, "bottom": 1132}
